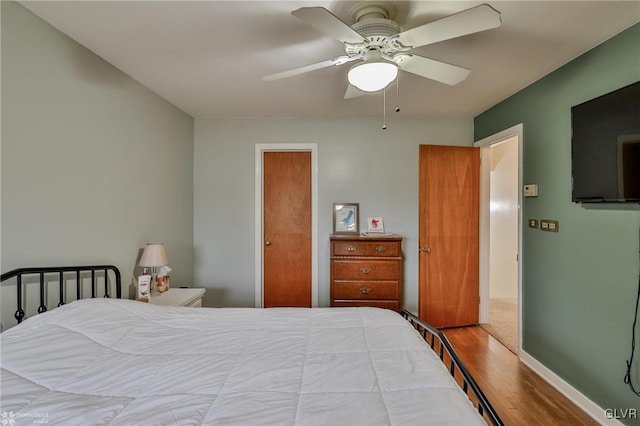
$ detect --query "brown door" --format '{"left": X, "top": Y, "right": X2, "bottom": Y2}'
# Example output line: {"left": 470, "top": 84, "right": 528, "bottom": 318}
{"left": 263, "top": 151, "right": 312, "bottom": 307}
{"left": 418, "top": 145, "right": 479, "bottom": 328}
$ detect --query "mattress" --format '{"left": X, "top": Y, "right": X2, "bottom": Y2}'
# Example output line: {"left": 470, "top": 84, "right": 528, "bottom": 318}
{"left": 0, "top": 299, "right": 484, "bottom": 425}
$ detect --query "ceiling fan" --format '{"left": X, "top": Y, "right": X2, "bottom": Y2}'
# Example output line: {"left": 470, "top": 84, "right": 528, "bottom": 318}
{"left": 263, "top": 2, "right": 501, "bottom": 98}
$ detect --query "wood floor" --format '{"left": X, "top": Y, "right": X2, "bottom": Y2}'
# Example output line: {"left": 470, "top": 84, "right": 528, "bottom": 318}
{"left": 443, "top": 326, "right": 598, "bottom": 425}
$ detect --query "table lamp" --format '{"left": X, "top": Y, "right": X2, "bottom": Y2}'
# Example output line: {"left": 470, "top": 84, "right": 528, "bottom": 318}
{"left": 139, "top": 243, "right": 169, "bottom": 292}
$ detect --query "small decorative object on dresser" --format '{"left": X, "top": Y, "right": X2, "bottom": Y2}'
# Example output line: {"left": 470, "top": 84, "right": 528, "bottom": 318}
{"left": 332, "top": 202, "right": 359, "bottom": 234}
{"left": 330, "top": 233, "right": 403, "bottom": 311}
{"left": 366, "top": 217, "right": 385, "bottom": 233}
{"left": 149, "top": 287, "right": 205, "bottom": 308}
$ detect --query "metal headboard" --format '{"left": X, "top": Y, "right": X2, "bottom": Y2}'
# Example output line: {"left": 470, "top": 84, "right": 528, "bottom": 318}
{"left": 400, "top": 309, "right": 503, "bottom": 426}
{"left": 1, "top": 265, "right": 122, "bottom": 324}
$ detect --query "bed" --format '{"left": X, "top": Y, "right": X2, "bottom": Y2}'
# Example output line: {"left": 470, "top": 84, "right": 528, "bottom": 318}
{"left": 1, "top": 266, "right": 502, "bottom": 425}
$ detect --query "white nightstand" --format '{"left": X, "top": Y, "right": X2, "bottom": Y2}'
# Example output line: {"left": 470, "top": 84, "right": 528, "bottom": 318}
{"left": 150, "top": 288, "right": 206, "bottom": 308}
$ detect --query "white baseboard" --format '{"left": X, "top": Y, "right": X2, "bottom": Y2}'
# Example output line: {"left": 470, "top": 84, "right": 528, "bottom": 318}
{"left": 519, "top": 350, "right": 622, "bottom": 425}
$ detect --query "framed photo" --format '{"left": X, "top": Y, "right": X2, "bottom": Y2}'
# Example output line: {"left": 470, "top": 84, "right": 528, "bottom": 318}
{"left": 367, "top": 217, "right": 385, "bottom": 233}
{"left": 333, "top": 203, "right": 359, "bottom": 234}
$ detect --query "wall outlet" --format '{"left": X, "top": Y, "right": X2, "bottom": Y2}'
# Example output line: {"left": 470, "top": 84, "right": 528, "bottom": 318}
{"left": 524, "top": 184, "right": 539, "bottom": 197}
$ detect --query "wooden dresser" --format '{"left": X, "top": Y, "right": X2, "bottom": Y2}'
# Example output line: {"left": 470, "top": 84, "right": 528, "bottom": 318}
{"left": 330, "top": 234, "right": 403, "bottom": 311}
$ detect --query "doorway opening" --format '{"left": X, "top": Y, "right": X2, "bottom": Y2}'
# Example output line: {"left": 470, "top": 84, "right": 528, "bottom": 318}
{"left": 475, "top": 125, "right": 523, "bottom": 354}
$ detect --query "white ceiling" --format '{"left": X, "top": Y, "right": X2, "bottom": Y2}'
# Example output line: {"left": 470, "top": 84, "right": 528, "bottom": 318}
{"left": 20, "top": 1, "right": 640, "bottom": 118}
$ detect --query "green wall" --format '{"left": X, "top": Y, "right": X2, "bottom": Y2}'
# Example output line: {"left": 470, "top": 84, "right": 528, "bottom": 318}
{"left": 475, "top": 24, "right": 640, "bottom": 419}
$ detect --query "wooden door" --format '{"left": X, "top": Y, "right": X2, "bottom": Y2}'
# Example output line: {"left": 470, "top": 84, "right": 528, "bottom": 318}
{"left": 263, "top": 151, "right": 312, "bottom": 307}
{"left": 418, "top": 145, "right": 479, "bottom": 328}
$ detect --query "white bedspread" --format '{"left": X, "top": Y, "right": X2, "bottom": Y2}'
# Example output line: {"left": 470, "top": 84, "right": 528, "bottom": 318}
{"left": 1, "top": 299, "right": 484, "bottom": 425}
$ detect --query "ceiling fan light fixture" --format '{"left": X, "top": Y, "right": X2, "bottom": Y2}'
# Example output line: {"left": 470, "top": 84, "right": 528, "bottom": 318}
{"left": 348, "top": 60, "right": 398, "bottom": 92}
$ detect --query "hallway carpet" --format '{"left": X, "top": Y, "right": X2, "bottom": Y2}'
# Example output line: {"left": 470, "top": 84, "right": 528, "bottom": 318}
{"left": 480, "top": 298, "right": 518, "bottom": 354}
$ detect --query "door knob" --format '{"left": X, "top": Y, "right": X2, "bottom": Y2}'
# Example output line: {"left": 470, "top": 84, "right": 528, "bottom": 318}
{"left": 265, "top": 240, "right": 271, "bottom": 246}
{"left": 419, "top": 246, "right": 431, "bottom": 253}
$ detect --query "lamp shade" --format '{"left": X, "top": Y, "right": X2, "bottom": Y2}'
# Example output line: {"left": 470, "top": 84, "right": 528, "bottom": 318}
{"left": 139, "top": 243, "right": 169, "bottom": 267}
{"left": 347, "top": 60, "right": 398, "bottom": 92}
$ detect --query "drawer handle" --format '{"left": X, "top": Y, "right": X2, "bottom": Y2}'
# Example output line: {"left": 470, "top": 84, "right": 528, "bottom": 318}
{"left": 345, "top": 245, "right": 357, "bottom": 252}
{"left": 376, "top": 245, "right": 387, "bottom": 252}
{"left": 360, "top": 287, "right": 371, "bottom": 294}
{"left": 360, "top": 267, "right": 371, "bottom": 274}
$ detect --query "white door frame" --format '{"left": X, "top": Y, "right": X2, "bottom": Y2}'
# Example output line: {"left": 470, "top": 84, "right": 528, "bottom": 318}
{"left": 254, "top": 143, "right": 319, "bottom": 308}
{"left": 474, "top": 124, "right": 523, "bottom": 350}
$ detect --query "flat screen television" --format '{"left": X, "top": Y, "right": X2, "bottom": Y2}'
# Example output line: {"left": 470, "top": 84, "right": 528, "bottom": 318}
{"left": 571, "top": 81, "right": 640, "bottom": 203}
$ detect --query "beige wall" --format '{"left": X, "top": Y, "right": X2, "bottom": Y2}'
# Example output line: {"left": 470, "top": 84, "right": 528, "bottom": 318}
{"left": 1, "top": 1, "right": 194, "bottom": 328}
{"left": 193, "top": 117, "right": 474, "bottom": 312}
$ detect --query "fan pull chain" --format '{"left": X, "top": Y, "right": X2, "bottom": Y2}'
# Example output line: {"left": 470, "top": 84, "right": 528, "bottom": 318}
{"left": 382, "top": 87, "right": 388, "bottom": 130}
{"left": 395, "top": 73, "right": 400, "bottom": 113}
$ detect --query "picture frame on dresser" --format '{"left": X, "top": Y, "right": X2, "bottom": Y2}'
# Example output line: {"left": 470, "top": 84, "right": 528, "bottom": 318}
{"left": 333, "top": 202, "right": 359, "bottom": 234}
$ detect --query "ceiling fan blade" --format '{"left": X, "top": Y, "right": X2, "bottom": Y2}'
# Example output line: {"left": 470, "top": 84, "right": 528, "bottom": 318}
{"left": 397, "top": 55, "right": 471, "bottom": 86}
{"left": 292, "top": 7, "right": 366, "bottom": 44}
{"left": 398, "top": 4, "right": 501, "bottom": 48}
{"left": 263, "top": 55, "right": 362, "bottom": 82}
{"left": 344, "top": 84, "right": 366, "bottom": 99}
{"left": 263, "top": 56, "right": 348, "bottom": 81}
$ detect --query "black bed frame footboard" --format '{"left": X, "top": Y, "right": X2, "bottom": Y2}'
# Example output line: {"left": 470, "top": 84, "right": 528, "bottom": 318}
{"left": 1, "top": 265, "right": 122, "bottom": 325}
{"left": 400, "top": 310, "right": 503, "bottom": 426}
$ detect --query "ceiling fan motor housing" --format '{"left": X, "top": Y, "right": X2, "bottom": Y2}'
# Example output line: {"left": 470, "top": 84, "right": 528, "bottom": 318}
{"left": 346, "top": 2, "right": 409, "bottom": 59}
{"left": 352, "top": 19, "right": 400, "bottom": 39}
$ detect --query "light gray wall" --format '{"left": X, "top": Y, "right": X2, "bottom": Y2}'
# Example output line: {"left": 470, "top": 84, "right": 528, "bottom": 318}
{"left": 1, "top": 1, "right": 194, "bottom": 327}
{"left": 193, "top": 116, "right": 473, "bottom": 311}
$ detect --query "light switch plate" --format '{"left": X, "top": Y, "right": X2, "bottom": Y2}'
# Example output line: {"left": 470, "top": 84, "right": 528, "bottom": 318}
{"left": 524, "top": 184, "right": 539, "bottom": 197}
{"left": 540, "top": 219, "right": 559, "bottom": 232}
{"left": 528, "top": 219, "right": 538, "bottom": 228}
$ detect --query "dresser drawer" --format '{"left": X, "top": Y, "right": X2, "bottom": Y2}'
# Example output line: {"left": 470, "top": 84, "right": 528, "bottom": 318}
{"left": 332, "top": 280, "right": 398, "bottom": 300}
{"left": 333, "top": 300, "right": 400, "bottom": 310}
{"left": 332, "top": 240, "right": 400, "bottom": 257}
{"left": 332, "top": 259, "right": 399, "bottom": 280}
